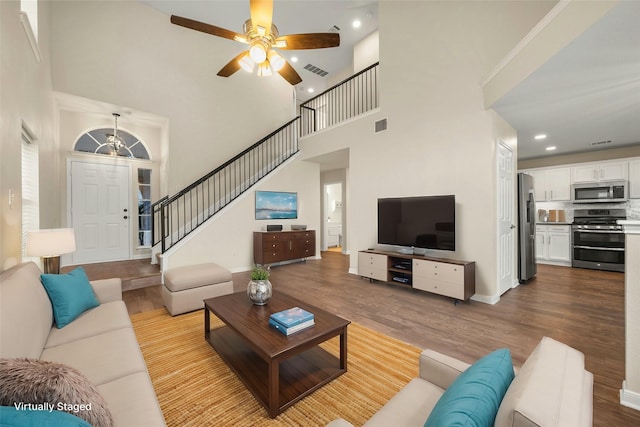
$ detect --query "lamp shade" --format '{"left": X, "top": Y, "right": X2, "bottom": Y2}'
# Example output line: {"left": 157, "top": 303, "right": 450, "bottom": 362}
{"left": 26, "top": 228, "right": 76, "bottom": 257}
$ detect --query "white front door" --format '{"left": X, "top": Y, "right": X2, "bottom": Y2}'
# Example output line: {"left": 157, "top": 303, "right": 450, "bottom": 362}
{"left": 71, "top": 161, "right": 130, "bottom": 264}
{"left": 497, "top": 142, "right": 516, "bottom": 296}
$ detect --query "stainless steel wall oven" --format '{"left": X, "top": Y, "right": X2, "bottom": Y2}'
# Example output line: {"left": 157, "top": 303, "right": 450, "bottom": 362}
{"left": 572, "top": 209, "right": 626, "bottom": 272}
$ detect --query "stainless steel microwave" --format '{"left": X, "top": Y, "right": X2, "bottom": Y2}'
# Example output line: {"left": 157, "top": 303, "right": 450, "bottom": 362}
{"left": 571, "top": 181, "right": 628, "bottom": 203}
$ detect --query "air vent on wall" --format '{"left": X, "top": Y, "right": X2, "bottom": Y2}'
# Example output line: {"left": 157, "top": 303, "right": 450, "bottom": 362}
{"left": 591, "top": 139, "right": 613, "bottom": 146}
{"left": 303, "top": 64, "right": 328, "bottom": 77}
{"left": 374, "top": 118, "right": 388, "bottom": 133}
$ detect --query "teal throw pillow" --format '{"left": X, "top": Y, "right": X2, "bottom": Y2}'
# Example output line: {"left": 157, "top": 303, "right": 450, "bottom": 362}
{"left": 424, "top": 348, "right": 515, "bottom": 427}
{"left": 40, "top": 267, "right": 99, "bottom": 328}
{"left": 0, "top": 406, "right": 91, "bottom": 427}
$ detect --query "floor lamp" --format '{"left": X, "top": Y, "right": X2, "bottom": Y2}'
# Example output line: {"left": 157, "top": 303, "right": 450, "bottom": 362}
{"left": 26, "top": 228, "right": 76, "bottom": 274}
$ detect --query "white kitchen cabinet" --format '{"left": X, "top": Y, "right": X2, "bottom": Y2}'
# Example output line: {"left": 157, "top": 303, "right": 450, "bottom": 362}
{"left": 527, "top": 168, "right": 571, "bottom": 201}
{"left": 571, "top": 161, "right": 628, "bottom": 183}
{"left": 536, "top": 224, "right": 571, "bottom": 266}
{"left": 629, "top": 159, "right": 640, "bottom": 199}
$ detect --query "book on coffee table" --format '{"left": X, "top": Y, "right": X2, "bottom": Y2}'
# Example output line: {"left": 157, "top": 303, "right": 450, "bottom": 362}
{"left": 269, "top": 317, "right": 314, "bottom": 335}
{"left": 270, "top": 307, "right": 314, "bottom": 328}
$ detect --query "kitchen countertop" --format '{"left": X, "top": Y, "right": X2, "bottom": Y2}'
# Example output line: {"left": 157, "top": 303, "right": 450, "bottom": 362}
{"left": 619, "top": 220, "right": 640, "bottom": 234}
{"left": 536, "top": 222, "right": 572, "bottom": 225}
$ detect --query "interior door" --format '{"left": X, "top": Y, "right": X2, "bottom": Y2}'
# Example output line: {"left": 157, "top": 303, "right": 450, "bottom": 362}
{"left": 71, "top": 161, "right": 130, "bottom": 264}
{"left": 497, "top": 142, "right": 516, "bottom": 295}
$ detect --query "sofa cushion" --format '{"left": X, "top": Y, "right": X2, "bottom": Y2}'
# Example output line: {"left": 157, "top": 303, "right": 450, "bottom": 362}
{"left": 97, "top": 372, "right": 166, "bottom": 427}
{"left": 424, "top": 348, "right": 514, "bottom": 427}
{"left": 40, "top": 328, "right": 148, "bottom": 386}
{"left": 364, "top": 378, "right": 445, "bottom": 427}
{"left": 0, "top": 262, "right": 54, "bottom": 359}
{"left": 0, "top": 406, "right": 91, "bottom": 427}
{"left": 0, "top": 358, "right": 113, "bottom": 427}
{"left": 40, "top": 267, "right": 99, "bottom": 328}
{"left": 45, "top": 301, "right": 131, "bottom": 348}
{"left": 494, "top": 337, "right": 591, "bottom": 427}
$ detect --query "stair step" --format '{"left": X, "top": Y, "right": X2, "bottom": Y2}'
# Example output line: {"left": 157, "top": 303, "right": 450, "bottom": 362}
{"left": 62, "top": 259, "right": 160, "bottom": 292}
{"left": 122, "top": 274, "right": 161, "bottom": 292}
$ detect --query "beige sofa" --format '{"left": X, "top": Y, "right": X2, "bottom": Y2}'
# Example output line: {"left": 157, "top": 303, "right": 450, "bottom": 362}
{"left": 329, "top": 336, "right": 593, "bottom": 427}
{"left": 0, "top": 262, "right": 165, "bottom": 426}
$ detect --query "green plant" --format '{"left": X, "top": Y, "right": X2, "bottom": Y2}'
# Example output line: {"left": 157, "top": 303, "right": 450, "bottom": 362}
{"left": 250, "top": 265, "right": 270, "bottom": 281}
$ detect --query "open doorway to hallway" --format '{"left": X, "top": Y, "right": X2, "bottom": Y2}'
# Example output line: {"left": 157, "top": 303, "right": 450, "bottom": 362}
{"left": 321, "top": 169, "right": 347, "bottom": 255}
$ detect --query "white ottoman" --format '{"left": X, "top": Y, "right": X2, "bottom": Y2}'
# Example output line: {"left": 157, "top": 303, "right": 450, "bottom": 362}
{"left": 162, "top": 263, "right": 233, "bottom": 316}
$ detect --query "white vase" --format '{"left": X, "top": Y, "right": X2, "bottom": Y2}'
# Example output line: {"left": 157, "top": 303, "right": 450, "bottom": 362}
{"left": 247, "top": 279, "right": 272, "bottom": 305}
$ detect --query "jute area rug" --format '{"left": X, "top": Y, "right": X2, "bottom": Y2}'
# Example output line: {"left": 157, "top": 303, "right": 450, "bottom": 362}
{"left": 131, "top": 308, "right": 421, "bottom": 426}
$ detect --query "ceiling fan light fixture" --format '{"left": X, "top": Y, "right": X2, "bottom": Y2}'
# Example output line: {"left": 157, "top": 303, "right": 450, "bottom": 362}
{"left": 258, "top": 62, "right": 273, "bottom": 77}
{"left": 239, "top": 52, "right": 255, "bottom": 72}
{"left": 249, "top": 42, "right": 267, "bottom": 64}
{"left": 268, "top": 50, "right": 285, "bottom": 71}
{"left": 273, "top": 39, "right": 287, "bottom": 48}
{"left": 233, "top": 35, "right": 249, "bottom": 44}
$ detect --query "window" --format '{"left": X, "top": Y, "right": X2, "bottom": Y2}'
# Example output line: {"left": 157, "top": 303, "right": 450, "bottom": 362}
{"left": 137, "top": 169, "right": 152, "bottom": 247}
{"left": 21, "top": 122, "right": 39, "bottom": 259}
{"left": 74, "top": 128, "right": 150, "bottom": 160}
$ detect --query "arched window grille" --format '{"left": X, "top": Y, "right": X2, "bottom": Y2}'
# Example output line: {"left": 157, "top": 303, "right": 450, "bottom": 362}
{"left": 73, "top": 128, "right": 150, "bottom": 160}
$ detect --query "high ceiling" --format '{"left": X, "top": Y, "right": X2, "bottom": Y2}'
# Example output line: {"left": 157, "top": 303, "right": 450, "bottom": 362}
{"left": 491, "top": 0, "right": 640, "bottom": 160}
{"left": 142, "top": 1, "right": 640, "bottom": 161}
{"left": 142, "top": 0, "right": 378, "bottom": 101}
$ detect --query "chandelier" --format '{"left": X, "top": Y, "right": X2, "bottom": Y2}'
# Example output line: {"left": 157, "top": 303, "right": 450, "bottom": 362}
{"left": 106, "top": 113, "right": 126, "bottom": 154}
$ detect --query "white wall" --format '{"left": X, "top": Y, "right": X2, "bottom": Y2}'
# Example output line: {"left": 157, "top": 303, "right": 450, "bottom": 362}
{"left": 300, "top": 1, "right": 547, "bottom": 299}
{"left": 354, "top": 30, "right": 379, "bottom": 73}
{"left": 163, "top": 158, "right": 320, "bottom": 272}
{"left": 0, "top": 1, "right": 58, "bottom": 270}
{"left": 49, "top": 1, "right": 295, "bottom": 195}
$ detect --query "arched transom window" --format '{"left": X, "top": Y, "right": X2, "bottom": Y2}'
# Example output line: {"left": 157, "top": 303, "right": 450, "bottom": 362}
{"left": 74, "top": 128, "right": 150, "bottom": 160}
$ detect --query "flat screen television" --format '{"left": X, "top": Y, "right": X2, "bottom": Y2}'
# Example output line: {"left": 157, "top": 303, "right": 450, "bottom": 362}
{"left": 378, "top": 195, "right": 455, "bottom": 251}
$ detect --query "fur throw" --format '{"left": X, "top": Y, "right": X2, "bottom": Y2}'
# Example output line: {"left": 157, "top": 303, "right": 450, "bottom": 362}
{"left": 0, "top": 358, "right": 113, "bottom": 427}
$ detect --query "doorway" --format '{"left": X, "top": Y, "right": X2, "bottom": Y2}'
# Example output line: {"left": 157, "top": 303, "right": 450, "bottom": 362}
{"left": 70, "top": 161, "right": 131, "bottom": 264}
{"left": 323, "top": 182, "right": 343, "bottom": 252}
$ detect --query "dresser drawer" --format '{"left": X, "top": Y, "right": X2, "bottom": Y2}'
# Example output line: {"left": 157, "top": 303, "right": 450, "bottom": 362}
{"left": 358, "top": 252, "right": 387, "bottom": 281}
{"left": 413, "top": 259, "right": 463, "bottom": 283}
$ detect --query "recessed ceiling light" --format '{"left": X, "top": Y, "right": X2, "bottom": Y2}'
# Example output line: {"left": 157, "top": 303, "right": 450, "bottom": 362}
{"left": 352, "top": 19, "right": 361, "bottom": 29}
{"left": 291, "top": 56, "right": 298, "bottom": 63}
{"left": 545, "top": 146, "right": 557, "bottom": 151}
{"left": 307, "top": 88, "right": 314, "bottom": 94}
{"left": 534, "top": 134, "right": 547, "bottom": 140}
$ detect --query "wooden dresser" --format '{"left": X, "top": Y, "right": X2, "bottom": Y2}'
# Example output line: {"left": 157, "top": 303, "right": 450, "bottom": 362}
{"left": 253, "top": 230, "right": 316, "bottom": 265}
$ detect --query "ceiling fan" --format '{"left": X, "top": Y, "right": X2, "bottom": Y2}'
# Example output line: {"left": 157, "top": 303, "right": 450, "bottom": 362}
{"left": 170, "top": 0, "right": 340, "bottom": 85}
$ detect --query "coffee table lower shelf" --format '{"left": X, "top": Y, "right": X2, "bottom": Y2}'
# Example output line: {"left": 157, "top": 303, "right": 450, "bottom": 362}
{"left": 206, "top": 325, "right": 345, "bottom": 417}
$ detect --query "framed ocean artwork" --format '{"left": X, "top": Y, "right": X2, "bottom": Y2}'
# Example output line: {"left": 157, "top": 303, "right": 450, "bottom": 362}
{"left": 255, "top": 191, "right": 298, "bottom": 220}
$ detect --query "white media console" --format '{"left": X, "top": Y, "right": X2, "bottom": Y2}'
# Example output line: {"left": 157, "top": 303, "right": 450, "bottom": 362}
{"left": 358, "top": 249, "right": 475, "bottom": 301}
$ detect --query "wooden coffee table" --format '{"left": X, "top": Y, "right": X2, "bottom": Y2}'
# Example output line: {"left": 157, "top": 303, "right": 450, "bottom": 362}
{"left": 203, "top": 291, "right": 350, "bottom": 418}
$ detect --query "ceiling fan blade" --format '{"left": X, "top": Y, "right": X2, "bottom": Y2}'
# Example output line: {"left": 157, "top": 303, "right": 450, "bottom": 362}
{"left": 275, "top": 33, "right": 340, "bottom": 50}
{"left": 171, "top": 15, "right": 244, "bottom": 42}
{"left": 250, "top": 0, "right": 273, "bottom": 36}
{"left": 277, "top": 61, "right": 303, "bottom": 85}
{"left": 217, "top": 51, "right": 248, "bottom": 77}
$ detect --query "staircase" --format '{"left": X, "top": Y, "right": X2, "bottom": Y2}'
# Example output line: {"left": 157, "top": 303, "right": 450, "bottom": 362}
{"left": 152, "top": 62, "right": 380, "bottom": 256}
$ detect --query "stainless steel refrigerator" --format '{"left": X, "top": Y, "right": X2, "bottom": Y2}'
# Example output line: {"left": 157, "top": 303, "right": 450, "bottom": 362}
{"left": 517, "top": 173, "right": 537, "bottom": 282}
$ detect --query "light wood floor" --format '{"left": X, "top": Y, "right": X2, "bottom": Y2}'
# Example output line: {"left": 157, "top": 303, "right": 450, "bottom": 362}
{"left": 119, "top": 252, "right": 638, "bottom": 426}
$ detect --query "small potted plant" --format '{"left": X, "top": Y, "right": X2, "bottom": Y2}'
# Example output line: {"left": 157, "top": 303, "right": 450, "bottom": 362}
{"left": 247, "top": 265, "right": 272, "bottom": 305}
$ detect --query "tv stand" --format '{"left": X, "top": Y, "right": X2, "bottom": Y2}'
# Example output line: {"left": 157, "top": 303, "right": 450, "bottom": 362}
{"left": 358, "top": 250, "right": 475, "bottom": 301}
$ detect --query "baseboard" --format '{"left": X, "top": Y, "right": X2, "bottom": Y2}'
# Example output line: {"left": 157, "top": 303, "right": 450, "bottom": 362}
{"left": 620, "top": 381, "right": 640, "bottom": 411}
{"left": 470, "top": 293, "right": 500, "bottom": 305}
{"left": 348, "top": 267, "right": 359, "bottom": 275}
